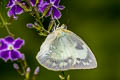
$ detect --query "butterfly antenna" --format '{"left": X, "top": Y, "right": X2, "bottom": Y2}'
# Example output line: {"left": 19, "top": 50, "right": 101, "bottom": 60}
{"left": 53, "top": 16, "right": 60, "bottom": 28}
{"left": 56, "top": 19, "right": 60, "bottom": 28}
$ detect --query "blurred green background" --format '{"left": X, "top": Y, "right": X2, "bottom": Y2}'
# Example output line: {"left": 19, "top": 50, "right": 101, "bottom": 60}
{"left": 0, "top": 0, "right": 120, "bottom": 80}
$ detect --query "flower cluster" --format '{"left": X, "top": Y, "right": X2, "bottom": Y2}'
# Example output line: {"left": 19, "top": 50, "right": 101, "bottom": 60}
{"left": 38, "top": 0, "right": 65, "bottom": 19}
{"left": 6, "top": 0, "right": 65, "bottom": 19}
{"left": 0, "top": 36, "right": 24, "bottom": 62}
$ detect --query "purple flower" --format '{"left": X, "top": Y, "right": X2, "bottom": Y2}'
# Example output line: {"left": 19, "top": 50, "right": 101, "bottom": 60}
{"left": 0, "top": 36, "right": 24, "bottom": 62}
{"left": 7, "top": 0, "right": 24, "bottom": 19}
{"left": 38, "top": 0, "right": 65, "bottom": 19}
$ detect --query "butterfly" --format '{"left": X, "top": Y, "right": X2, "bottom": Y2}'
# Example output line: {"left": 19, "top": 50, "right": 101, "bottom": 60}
{"left": 36, "top": 24, "right": 97, "bottom": 71}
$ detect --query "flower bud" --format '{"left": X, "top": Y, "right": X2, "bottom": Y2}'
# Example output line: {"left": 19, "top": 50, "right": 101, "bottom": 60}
{"left": 26, "top": 67, "right": 31, "bottom": 73}
{"left": 13, "top": 63, "right": 19, "bottom": 70}
{"left": 34, "top": 66, "right": 40, "bottom": 75}
{"left": 26, "top": 23, "right": 34, "bottom": 28}
{"left": 21, "top": 54, "right": 25, "bottom": 60}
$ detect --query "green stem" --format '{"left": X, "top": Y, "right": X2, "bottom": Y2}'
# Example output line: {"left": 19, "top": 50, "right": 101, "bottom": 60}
{"left": 16, "top": 2, "right": 31, "bottom": 12}
{"left": 32, "top": 75, "right": 36, "bottom": 80}
{"left": 34, "top": 10, "right": 49, "bottom": 34}
{"left": 16, "top": 1, "right": 49, "bottom": 35}
{"left": 22, "top": 60, "right": 30, "bottom": 80}
{"left": 4, "top": 25, "right": 14, "bottom": 37}
{"left": 0, "top": 12, "right": 14, "bottom": 37}
{"left": 17, "top": 59, "right": 29, "bottom": 80}
{"left": 48, "top": 20, "right": 54, "bottom": 32}
{"left": 24, "top": 72, "right": 30, "bottom": 80}
{"left": 0, "top": 13, "right": 4, "bottom": 23}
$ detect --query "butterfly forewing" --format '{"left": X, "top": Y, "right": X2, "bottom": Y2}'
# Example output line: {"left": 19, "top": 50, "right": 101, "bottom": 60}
{"left": 36, "top": 28, "right": 97, "bottom": 71}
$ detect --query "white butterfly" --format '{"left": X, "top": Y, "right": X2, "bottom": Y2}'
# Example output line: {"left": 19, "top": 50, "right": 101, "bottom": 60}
{"left": 36, "top": 25, "right": 97, "bottom": 71}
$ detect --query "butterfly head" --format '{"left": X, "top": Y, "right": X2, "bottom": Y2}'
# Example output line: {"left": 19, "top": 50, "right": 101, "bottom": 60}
{"left": 53, "top": 24, "right": 72, "bottom": 37}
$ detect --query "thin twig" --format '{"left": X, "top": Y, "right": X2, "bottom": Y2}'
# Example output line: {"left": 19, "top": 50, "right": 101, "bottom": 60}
{"left": 0, "top": 12, "right": 14, "bottom": 37}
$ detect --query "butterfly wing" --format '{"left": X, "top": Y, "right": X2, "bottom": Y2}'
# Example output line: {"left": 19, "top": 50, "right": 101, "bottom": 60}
{"left": 68, "top": 32, "right": 97, "bottom": 69}
{"left": 36, "top": 29, "right": 97, "bottom": 71}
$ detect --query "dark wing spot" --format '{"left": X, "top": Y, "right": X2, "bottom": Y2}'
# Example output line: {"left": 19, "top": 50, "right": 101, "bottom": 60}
{"left": 75, "top": 43, "right": 83, "bottom": 50}
{"left": 76, "top": 58, "right": 80, "bottom": 61}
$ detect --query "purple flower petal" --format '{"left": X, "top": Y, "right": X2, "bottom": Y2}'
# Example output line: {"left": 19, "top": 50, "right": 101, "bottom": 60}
{"left": 6, "top": 0, "right": 14, "bottom": 8}
{"left": 37, "top": 0, "right": 43, "bottom": 7}
{"left": 14, "top": 38, "right": 24, "bottom": 49}
{"left": 58, "top": 5, "right": 65, "bottom": 10}
{"left": 0, "top": 50, "right": 10, "bottom": 62}
{"left": 10, "top": 50, "right": 22, "bottom": 61}
{"left": 38, "top": 1, "right": 49, "bottom": 13}
{"left": 0, "top": 40, "right": 8, "bottom": 50}
{"left": 8, "top": 5, "right": 17, "bottom": 19}
{"left": 15, "top": 5, "right": 23, "bottom": 14}
{"left": 17, "top": 0, "right": 22, "bottom": 2}
{"left": 46, "top": 0, "right": 50, "bottom": 3}
{"left": 4, "top": 36, "right": 14, "bottom": 43}
{"left": 39, "top": 0, "right": 43, "bottom": 4}
{"left": 51, "top": 0, "right": 56, "bottom": 3}
{"left": 54, "top": 0, "right": 60, "bottom": 6}
{"left": 7, "top": 5, "right": 23, "bottom": 19}
{"left": 30, "top": 0, "right": 36, "bottom": 6}
{"left": 52, "top": 6, "right": 61, "bottom": 19}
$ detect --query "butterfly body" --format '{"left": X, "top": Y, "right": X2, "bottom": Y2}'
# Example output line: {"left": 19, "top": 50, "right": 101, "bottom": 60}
{"left": 36, "top": 26, "right": 97, "bottom": 71}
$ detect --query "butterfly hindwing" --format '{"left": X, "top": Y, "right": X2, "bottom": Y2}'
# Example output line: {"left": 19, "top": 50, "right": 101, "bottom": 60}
{"left": 36, "top": 28, "right": 97, "bottom": 71}
{"left": 67, "top": 32, "right": 97, "bottom": 69}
